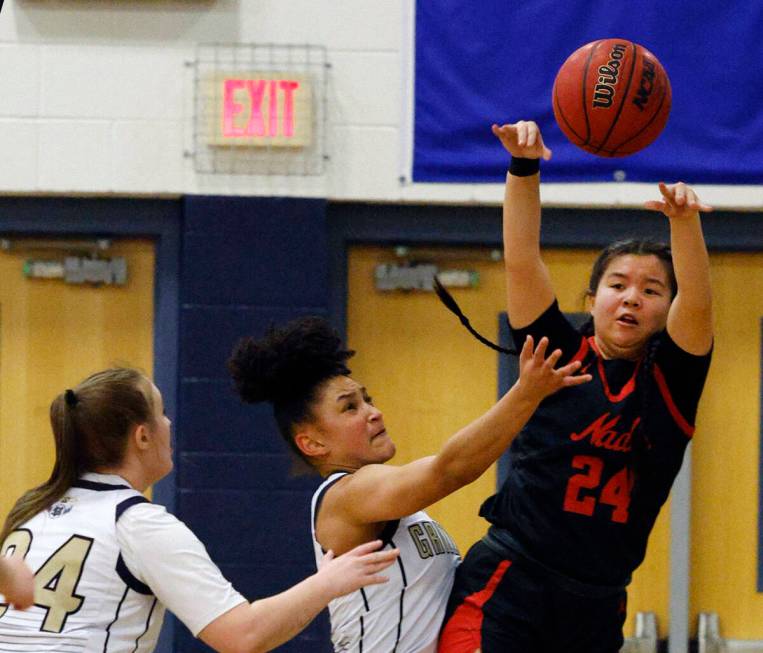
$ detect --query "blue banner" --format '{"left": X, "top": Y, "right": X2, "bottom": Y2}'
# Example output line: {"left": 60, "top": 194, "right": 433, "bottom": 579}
{"left": 413, "top": 1, "right": 763, "bottom": 183}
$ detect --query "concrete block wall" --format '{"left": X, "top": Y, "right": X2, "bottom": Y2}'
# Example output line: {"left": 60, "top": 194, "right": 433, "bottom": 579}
{"left": 0, "top": 0, "right": 759, "bottom": 208}
{"left": 177, "top": 195, "right": 332, "bottom": 652}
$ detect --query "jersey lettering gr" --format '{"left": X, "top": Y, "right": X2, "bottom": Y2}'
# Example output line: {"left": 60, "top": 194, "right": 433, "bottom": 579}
{"left": 312, "top": 473, "right": 460, "bottom": 653}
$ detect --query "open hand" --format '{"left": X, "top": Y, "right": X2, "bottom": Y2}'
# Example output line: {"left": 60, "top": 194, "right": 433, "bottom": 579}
{"left": 644, "top": 182, "right": 712, "bottom": 220}
{"left": 318, "top": 540, "right": 399, "bottom": 598}
{"left": 516, "top": 335, "right": 591, "bottom": 402}
{"left": 492, "top": 121, "right": 552, "bottom": 160}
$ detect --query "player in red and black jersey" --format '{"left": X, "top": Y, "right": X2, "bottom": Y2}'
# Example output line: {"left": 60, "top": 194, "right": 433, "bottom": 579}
{"left": 438, "top": 120, "right": 713, "bottom": 653}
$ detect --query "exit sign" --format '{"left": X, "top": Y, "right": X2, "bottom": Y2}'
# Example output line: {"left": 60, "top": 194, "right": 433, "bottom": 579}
{"left": 206, "top": 72, "right": 312, "bottom": 147}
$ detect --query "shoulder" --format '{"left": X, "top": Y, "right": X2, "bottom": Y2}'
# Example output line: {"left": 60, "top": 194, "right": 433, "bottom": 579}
{"left": 654, "top": 330, "right": 712, "bottom": 377}
{"left": 115, "top": 500, "right": 189, "bottom": 550}
{"left": 510, "top": 299, "right": 586, "bottom": 364}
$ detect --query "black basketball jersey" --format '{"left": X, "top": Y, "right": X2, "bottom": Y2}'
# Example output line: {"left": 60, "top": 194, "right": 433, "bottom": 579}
{"left": 480, "top": 300, "right": 711, "bottom": 588}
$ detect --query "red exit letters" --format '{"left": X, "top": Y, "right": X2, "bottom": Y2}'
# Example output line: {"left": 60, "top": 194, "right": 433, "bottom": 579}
{"left": 222, "top": 79, "right": 300, "bottom": 139}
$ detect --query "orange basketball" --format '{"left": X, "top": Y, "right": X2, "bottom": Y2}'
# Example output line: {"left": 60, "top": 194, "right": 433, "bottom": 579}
{"left": 552, "top": 39, "right": 672, "bottom": 157}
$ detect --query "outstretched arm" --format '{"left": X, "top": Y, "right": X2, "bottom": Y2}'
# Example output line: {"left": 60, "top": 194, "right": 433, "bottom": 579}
{"left": 199, "top": 540, "right": 398, "bottom": 653}
{"left": 493, "top": 121, "right": 556, "bottom": 328}
{"left": 323, "top": 336, "right": 591, "bottom": 544}
{"left": 645, "top": 182, "right": 713, "bottom": 354}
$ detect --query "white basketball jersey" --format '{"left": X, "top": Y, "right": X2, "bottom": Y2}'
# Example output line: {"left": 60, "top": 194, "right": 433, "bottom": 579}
{"left": 0, "top": 479, "right": 164, "bottom": 653}
{"left": 311, "top": 473, "right": 460, "bottom": 653}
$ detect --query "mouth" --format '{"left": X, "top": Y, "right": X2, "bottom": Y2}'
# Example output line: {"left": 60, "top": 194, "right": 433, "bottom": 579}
{"left": 371, "top": 429, "right": 387, "bottom": 441}
{"left": 616, "top": 314, "right": 639, "bottom": 327}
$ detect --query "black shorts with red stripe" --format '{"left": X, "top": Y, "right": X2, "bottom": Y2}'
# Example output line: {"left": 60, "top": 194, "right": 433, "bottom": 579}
{"left": 438, "top": 538, "right": 627, "bottom": 653}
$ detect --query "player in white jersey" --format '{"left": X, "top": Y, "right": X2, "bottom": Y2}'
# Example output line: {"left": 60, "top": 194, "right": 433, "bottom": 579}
{"left": 0, "top": 368, "right": 399, "bottom": 653}
{"left": 229, "top": 316, "right": 591, "bottom": 652}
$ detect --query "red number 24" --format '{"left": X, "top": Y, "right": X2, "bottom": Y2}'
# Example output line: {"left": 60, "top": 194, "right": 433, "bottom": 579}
{"left": 563, "top": 455, "right": 634, "bottom": 523}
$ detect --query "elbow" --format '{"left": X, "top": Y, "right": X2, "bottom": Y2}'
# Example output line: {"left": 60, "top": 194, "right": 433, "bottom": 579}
{"left": 204, "top": 621, "right": 269, "bottom": 653}
{"left": 225, "top": 635, "right": 268, "bottom": 653}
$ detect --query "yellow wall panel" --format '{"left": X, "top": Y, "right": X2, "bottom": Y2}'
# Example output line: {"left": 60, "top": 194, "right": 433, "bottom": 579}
{"left": 0, "top": 240, "right": 155, "bottom": 522}
{"left": 690, "top": 252, "right": 763, "bottom": 638}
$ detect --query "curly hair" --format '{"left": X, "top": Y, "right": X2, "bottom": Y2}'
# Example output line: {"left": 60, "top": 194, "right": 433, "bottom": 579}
{"left": 228, "top": 316, "right": 355, "bottom": 460}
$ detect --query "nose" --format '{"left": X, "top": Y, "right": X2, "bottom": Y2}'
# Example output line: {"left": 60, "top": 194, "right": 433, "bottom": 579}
{"left": 623, "top": 288, "right": 641, "bottom": 307}
{"left": 368, "top": 405, "right": 383, "bottom": 421}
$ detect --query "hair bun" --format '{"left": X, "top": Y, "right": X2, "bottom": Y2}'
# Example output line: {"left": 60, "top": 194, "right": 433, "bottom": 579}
{"left": 228, "top": 316, "right": 354, "bottom": 405}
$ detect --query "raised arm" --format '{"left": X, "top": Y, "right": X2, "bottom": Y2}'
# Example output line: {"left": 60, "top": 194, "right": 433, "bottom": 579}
{"left": 320, "top": 337, "right": 591, "bottom": 551}
{"left": 493, "top": 121, "right": 556, "bottom": 328}
{"left": 645, "top": 182, "right": 713, "bottom": 354}
{"left": 200, "top": 541, "right": 398, "bottom": 653}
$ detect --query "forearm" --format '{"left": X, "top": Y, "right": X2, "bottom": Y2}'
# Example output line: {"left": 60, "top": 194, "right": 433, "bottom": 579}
{"left": 205, "top": 573, "right": 334, "bottom": 653}
{"left": 669, "top": 214, "right": 712, "bottom": 310}
{"left": 434, "top": 383, "right": 540, "bottom": 487}
{"left": 503, "top": 171, "right": 555, "bottom": 327}
{"left": 503, "top": 171, "right": 543, "bottom": 269}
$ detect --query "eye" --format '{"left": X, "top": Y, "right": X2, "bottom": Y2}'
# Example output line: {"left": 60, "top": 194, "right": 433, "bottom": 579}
{"left": 644, "top": 288, "right": 662, "bottom": 296}
{"left": 343, "top": 401, "right": 357, "bottom": 412}
{"left": 364, "top": 395, "right": 374, "bottom": 405}
{"left": 610, "top": 282, "right": 624, "bottom": 290}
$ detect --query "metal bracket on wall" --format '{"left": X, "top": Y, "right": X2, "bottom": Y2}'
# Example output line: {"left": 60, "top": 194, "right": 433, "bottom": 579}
{"left": 1, "top": 238, "right": 127, "bottom": 286}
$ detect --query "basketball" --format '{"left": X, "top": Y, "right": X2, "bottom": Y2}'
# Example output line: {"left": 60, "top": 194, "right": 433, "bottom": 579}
{"left": 552, "top": 39, "right": 672, "bottom": 157}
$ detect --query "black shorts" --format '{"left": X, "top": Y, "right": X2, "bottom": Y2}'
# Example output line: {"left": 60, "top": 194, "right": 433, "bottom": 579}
{"left": 438, "top": 540, "right": 627, "bottom": 653}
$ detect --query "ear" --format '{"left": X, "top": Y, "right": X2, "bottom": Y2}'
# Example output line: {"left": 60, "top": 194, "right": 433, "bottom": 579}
{"left": 585, "top": 292, "right": 595, "bottom": 312}
{"left": 131, "top": 423, "right": 152, "bottom": 452}
{"left": 293, "top": 426, "right": 328, "bottom": 460}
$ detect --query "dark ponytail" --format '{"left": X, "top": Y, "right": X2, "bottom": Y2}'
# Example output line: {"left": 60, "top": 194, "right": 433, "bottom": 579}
{"left": 433, "top": 276, "right": 516, "bottom": 355}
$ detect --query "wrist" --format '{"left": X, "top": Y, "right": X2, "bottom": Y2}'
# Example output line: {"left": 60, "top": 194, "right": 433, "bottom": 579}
{"left": 509, "top": 381, "right": 542, "bottom": 412}
{"left": 509, "top": 157, "right": 540, "bottom": 177}
{"left": 313, "top": 562, "right": 341, "bottom": 601}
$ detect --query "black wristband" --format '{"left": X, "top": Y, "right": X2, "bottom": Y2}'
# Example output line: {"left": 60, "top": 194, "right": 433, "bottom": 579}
{"left": 509, "top": 157, "right": 540, "bottom": 177}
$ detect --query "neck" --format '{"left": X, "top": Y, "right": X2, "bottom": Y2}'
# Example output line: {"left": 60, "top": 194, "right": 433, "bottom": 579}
{"left": 593, "top": 334, "right": 643, "bottom": 361}
{"left": 95, "top": 461, "right": 151, "bottom": 493}
{"left": 317, "top": 461, "right": 361, "bottom": 478}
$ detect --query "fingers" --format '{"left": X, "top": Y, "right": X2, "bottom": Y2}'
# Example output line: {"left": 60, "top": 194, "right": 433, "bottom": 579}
{"left": 364, "top": 556, "right": 399, "bottom": 573}
{"left": 492, "top": 123, "right": 517, "bottom": 142}
{"left": 643, "top": 200, "right": 667, "bottom": 212}
{"left": 562, "top": 373, "right": 593, "bottom": 387}
{"left": 650, "top": 182, "right": 712, "bottom": 215}
{"left": 492, "top": 121, "right": 550, "bottom": 161}
{"left": 532, "top": 336, "right": 549, "bottom": 361}
{"left": 555, "top": 359, "right": 582, "bottom": 377}
{"left": 519, "top": 334, "right": 534, "bottom": 366}
{"left": 371, "top": 549, "right": 400, "bottom": 564}
{"left": 542, "top": 347, "right": 562, "bottom": 370}
{"left": 359, "top": 549, "right": 399, "bottom": 578}
{"left": 516, "top": 121, "right": 529, "bottom": 147}
{"left": 347, "top": 539, "right": 383, "bottom": 556}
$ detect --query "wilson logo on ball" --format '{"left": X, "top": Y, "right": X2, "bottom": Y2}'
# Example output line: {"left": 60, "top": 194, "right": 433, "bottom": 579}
{"left": 552, "top": 38, "right": 672, "bottom": 157}
{"left": 592, "top": 42, "right": 627, "bottom": 109}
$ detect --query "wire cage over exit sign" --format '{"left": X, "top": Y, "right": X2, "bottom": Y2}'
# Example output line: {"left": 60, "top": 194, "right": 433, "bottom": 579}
{"left": 191, "top": 43, "right": 329, "bottom": 175}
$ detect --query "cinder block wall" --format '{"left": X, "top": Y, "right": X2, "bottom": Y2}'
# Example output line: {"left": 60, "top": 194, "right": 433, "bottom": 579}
{"left": 177, "top": 195, "right": 331, "bottom": 652}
